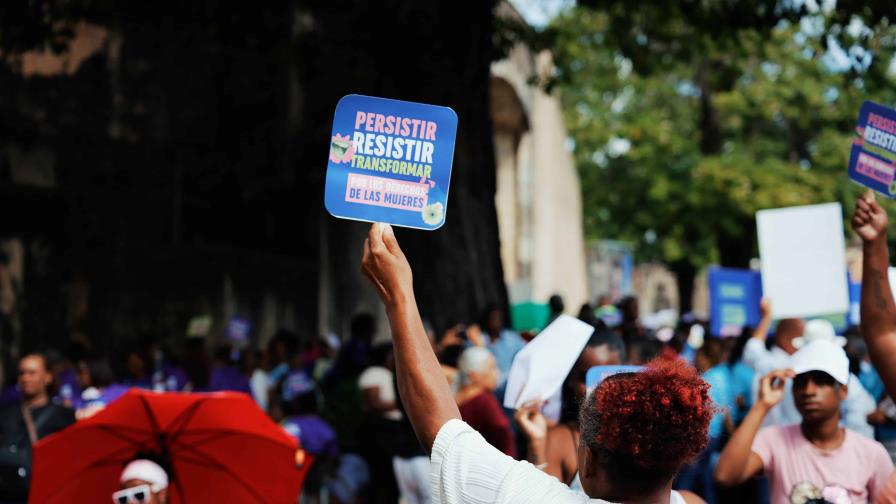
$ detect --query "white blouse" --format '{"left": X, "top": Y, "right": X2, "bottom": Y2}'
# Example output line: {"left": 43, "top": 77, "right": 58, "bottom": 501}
{"left": 430, "top": 419, "right": 687, "bottom": 504}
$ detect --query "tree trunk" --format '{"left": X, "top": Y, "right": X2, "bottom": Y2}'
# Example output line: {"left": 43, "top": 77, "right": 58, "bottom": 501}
{"left": 304, "top": 0, "right": 508, "bottom": 333}
{"left": 0, "top": 0, "right": 509, "bottom": 352}
{"left": 670, "top": 259, "right": 696, "bottom": 315}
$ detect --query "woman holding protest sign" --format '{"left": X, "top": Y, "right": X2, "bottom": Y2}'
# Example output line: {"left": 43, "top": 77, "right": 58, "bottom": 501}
{"left": 360, "top": 223, "right": 708, "bottom": 504}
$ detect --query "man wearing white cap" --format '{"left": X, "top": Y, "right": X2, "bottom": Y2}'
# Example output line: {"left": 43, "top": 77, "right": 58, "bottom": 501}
{"left": 716, "top": 340, "right": 893, "bottom": 503}
{"left": 746, "top": 302, "right": 876, "bottom": 437}
{"left": 112, "top": 459, "right": 169, "bottom": 504}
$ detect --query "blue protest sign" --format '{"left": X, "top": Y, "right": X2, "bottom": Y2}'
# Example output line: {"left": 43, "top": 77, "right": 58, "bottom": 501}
{"left": 586, "top": 365, "right": 643, "bottom": 393}
{"left": 849, "top": 101, "right": 896, "bottom": 197}
{"left": 708, "top": 267, "right": 762, "bottom": 337}
{"left": 324, "top": 94, "right": 458, "bottom": 230}
{"left": 226, "top": 317, "right": 251, "bottom": 345}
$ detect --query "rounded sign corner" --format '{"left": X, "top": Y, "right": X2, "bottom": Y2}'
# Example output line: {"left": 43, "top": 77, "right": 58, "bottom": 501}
{"left": 323, "top": 193, "right": 339, "bottom": 218}
{"left": 442, "top": 106, "right": 459, "bottom": 122}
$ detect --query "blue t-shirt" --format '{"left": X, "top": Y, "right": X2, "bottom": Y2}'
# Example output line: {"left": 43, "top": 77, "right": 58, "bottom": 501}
{"left": 728, "top": 362, "right": 755, "bottom": 424}
{"left": 859, "top": 362, "right": 886, "bottom": 402}
{"left": 487, "top": 329, "right": 525, "bottom": 386}
{"left": 704, "top": 364, "right": 735, "bottom": 439}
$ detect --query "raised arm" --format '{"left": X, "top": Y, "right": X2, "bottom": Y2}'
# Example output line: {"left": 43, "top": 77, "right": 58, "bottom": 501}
{"left": 715, "top": 369, "right": 792, "bottom": 487}
{"left": 753, "top": 298, "right": 773, "bottom": 342}
{"left": 361, "top": 223, "right": 461, "bottom": 451}
{"left": 742, "top": 299, "right": 773, "bottom": 370}
{"left": 854, "top": 192, "right": 896, "bottom": 398}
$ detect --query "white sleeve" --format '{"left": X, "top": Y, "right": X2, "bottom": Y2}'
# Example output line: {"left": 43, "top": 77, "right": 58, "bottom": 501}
{"left": 742, "top": 338, "right": 768, "bottom": 371}
{"left": 430, "top": 419, "right": 592, "bottom": 504}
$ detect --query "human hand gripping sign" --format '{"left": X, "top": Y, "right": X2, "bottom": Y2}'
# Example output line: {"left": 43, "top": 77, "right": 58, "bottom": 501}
{"left": 853, "top": 190, "right": 888, "bottom": 243}
{"left": 361, "top": 223, "right": 414, "bottom": 308}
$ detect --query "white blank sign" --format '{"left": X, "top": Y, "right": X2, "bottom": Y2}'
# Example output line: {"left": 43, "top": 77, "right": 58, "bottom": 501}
{"left": 757, "top": 203, "right": 848, "bottom": 319}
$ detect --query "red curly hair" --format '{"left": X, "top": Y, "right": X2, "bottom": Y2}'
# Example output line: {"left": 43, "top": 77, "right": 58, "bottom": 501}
{"left": 580, "top": 358, "right": 713, "bottom": 485}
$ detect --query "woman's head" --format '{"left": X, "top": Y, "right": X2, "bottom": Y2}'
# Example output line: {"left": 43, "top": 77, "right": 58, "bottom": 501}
{"left": 457, "top": 347, "right": 498, "bottom": 391}
{"left": 577, "top": 358, "right": 713, "bottom": 500}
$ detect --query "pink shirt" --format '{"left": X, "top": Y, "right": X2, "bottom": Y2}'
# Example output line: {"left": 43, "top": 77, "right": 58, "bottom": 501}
{"left": 877, "top": 471, "right": 896, "bottom": 504}
{"left": 752, "top": 424, "right": 893, "bottom": 503}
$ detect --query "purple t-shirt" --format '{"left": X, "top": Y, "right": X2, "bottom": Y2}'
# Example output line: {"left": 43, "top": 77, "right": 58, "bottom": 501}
{"left": 0, "top": 385, "right": 21, "bottom": 406}
{"left": 752, "top": 424, "right": 893, "bottom": 503}
{"left": 56, "top": 369, "right": 81, "bottom": 403}
{"left": 209, "top": 366, "right": 252, "bottom": 395}
{"left": 73, "top": 384, "right": 129, "bottom": 410}
{"left": 282, "top": 415, "right": 338, "bottom": 458}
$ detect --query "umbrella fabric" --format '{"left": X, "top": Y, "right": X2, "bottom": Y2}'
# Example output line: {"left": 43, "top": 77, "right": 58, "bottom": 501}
{"left": 29, "top": 389, "right": 306, "bottom": 503}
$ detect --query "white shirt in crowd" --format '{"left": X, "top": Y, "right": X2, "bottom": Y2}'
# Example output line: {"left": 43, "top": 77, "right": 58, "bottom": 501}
{"left": 743, "top": 339, "right": 876, "bottom": 437}
{"left": 431, "top": 419, "right": 686, "bottom": 504}
{"left": 250, "top": 368, "right": 270, "bottom": 411}
{"left": 358, "top": 366, "right": 403, "bottom": 421}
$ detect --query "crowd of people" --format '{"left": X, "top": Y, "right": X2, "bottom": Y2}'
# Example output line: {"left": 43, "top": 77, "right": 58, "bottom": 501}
{"left": 2, "top": 194, "right": 896, "bottom": 503}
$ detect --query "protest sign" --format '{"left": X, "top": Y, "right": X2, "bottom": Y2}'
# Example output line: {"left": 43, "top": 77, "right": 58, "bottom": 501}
{"left": 756, "top": 203, "right": 848, "bottom": 319}
{"left": 226, "top": 317, "right": 251, "bottom": 345}
{"left": 186, "top": 315, "right": 212, "bottom": 338}
{"left": 708, "top": 267, "right": 762, "bottom": 337}
{"left": 324, "top": 94, "right": 458, "bottom": 230}
{"left": 502, "top": 315, "right": 594, "bottom": 410}
{"left": 585, "top": 365, "right": 643, "bottom": 394}
{"left": 849, "top": 101, "right": 896, "bottom": 197}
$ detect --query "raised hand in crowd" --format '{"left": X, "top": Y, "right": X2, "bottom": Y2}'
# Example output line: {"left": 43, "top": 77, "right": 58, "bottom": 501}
{"left": 361, "top": 223, "right": 461, "bottom": 450}
{"left": 854, "top": 192, "right": 896, "bottom": 398}
{"left": 514, "top": 400, "right": 548, "bottom": 466}
{"left": 715, "top": 369, "right": 795, "bottom": 486}
{"left": 757, "top": 369, "right": 794, "bottom": 410}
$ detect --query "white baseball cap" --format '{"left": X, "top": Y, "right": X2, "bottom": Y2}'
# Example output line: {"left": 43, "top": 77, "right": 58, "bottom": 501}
{"left": 791, "top": 339, "right": 850, "bottom": 386}
{"left": 120, "top": 459, "right": 169, "bottom": 492}
{"left": 792, "top": 319, "right": 847, "bottom": 349}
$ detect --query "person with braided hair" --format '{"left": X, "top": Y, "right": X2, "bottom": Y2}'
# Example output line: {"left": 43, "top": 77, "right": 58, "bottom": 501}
{"left": 360, "top": 223, "right": 710, "bottom": 504}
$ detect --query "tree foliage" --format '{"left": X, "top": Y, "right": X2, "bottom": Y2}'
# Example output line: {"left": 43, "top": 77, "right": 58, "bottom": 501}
{"left": 550, "top": 2, "right": 896, "bottom": 296}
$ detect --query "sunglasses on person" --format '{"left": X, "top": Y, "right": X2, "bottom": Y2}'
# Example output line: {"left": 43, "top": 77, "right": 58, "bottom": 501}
{"left": 112, "top": 484, "right": 152, "bottom": 504}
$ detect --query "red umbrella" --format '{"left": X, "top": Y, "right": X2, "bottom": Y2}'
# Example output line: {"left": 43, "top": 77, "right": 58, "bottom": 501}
{"left": 29, "top": 389, "right": 309, "bottom": 503}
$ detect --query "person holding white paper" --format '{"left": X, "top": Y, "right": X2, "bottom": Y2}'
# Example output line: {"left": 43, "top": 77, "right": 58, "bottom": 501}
{"left": 501, "top": 315, "right": 595, "bottom": 414}
{"left": 552, "top": 330, "right": 625, "bottom": 490}
{"left": 518, "top": 329, "right": 624, "bottom": 491}
{"left": 360, "top": 223, "right": 708, "bottom": 504}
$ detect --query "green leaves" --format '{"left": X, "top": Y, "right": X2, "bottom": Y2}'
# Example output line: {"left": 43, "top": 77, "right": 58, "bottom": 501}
{"left": 552, "top": 4, "right": 896, "bottom": 269}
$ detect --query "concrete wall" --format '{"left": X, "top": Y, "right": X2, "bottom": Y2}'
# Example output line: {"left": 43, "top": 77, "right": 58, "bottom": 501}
{"left": 490, "top": 43, "right": 588, "bottom": 310}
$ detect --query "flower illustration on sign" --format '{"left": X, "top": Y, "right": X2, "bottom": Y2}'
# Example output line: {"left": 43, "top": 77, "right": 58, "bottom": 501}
{"left": 422, "top": 202, "right": 444, "bottom": 226}
{"left": 329, "top": 134, "right": 354, "bottom": 164}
